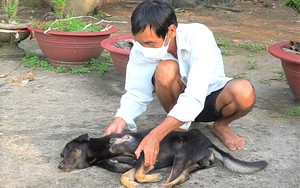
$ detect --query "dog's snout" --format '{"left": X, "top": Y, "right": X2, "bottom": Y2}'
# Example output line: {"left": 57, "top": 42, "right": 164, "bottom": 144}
{"left": 58, "top": 163, "right": 64, "bottom": 169}
{"left": 58, "top": 160, "right": 66, "bottom": 170}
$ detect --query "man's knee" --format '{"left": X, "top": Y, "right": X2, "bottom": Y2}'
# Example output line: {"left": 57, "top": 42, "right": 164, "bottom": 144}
{"left": 233, "top": 79, "right": 255, "bottom": 110}
{"left": 154, "top": 60, "right": 179, "bottom": 87}
{"left": 225, "top": 79, "right": 256, "bottom": 110}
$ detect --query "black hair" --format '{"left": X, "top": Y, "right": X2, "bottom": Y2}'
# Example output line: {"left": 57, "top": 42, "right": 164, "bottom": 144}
{"left": 131, "top": 0, "right": 178, "bottom": 38}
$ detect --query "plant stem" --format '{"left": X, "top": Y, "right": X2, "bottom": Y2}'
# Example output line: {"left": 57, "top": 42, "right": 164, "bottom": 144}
{"left": 12, "top": 0, "right": 19, "bottom": 18}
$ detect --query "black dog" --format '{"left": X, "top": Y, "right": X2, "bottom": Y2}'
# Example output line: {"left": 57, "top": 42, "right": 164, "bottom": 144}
{"left": 59, "top": 129, "right": 267, "bottom": 187}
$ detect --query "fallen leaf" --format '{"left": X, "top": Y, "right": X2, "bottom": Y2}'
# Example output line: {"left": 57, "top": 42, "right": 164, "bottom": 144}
{"left": 27, "top": 72, "right": 36, "bottom": 81}
{"left": 0, "top": 72, "right": 10, "bottom": 78}
{"left": 9, "top": 76, "right": 20, "bottom": 83}
{"left": 19, "top": 79, "right": 29, "bottom": 87}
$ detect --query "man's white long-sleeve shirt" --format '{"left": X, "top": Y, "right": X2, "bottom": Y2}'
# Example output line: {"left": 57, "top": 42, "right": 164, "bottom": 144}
{"left": 115, "top": 23, "right": 232, "bottom": 132}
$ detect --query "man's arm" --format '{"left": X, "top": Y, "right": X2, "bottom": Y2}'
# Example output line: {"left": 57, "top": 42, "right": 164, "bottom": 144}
{"left": 134, "top": 116, "right": 183, "bottom": 166}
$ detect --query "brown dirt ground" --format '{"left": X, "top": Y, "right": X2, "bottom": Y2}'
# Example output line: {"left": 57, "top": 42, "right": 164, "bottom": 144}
{"left": 100, "top": 0, "right": 300, "bottom": 45}
{"left": 15, "top": 0, "right": 299, "bottom": 43}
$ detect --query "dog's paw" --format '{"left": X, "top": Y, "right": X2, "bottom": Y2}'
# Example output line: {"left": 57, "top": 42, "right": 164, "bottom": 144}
{"left": 162, "top": 174, "right": 190, "bottom": 188}
{"left": 150, "top": 173, "right": 163, "bottom": 182}
{"left": 126, "top": 181, "right": 141, "bottom": 188}
{"left": 153, "top": 173, "right": 163, "bottom": 182}
{"left": 162, "top": 181, "right": 181, "bottom": 188}
{"left": 162, "top": 183, "right": 173, "bottom": 188}
{"left": 135, "top": 173, "right": 162, "bottom": 183}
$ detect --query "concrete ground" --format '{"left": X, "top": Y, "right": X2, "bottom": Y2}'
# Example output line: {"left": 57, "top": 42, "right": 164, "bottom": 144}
{"left": 0, "top": 3, "right": 300, "bottom": 188}
{"left": 1, "top": 36, "right": 299, "bottom": 188}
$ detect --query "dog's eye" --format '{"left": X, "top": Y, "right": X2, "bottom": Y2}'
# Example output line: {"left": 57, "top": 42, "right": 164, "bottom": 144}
{"left": 70, "top": 159, "right": 76, "bottom": 166}
{"left": 67, "top": 147, "right": 73, "bottom": 153}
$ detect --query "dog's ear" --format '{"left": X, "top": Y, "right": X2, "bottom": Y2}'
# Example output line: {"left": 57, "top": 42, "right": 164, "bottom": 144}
{"left": 76, "top": 134, "right": 90, "bottom": 142}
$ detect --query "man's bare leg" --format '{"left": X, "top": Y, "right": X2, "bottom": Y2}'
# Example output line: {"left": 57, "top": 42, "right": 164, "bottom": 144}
{"left": 154, "top": 60, "right": 185, "bottom": 112}
{"left": 154, "top": 60, "right": 188, "bottom": 133}
{"left": 212, "top": 79, "right": 256, "bottom": 151}
{"left": 154, "top": 61, "right": 255, "bottom": 150}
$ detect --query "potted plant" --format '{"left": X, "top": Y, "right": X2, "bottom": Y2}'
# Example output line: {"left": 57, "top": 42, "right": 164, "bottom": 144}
{"left": 27, "top": 0, "right": 120, "bottom": 67}
{"left": 101, "top": 33, "right": 133, "bottom": 77}
{"left": 0, "top": 0, "right": 30, "bottom": 57}
{"left": 268, "top": 40, "right": 300, "bottom": 101}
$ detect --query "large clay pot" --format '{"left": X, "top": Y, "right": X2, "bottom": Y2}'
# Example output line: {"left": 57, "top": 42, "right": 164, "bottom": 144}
{"left": 27, "top": 25, "right": 118, "bottom": 67}
{"left": 268, "top": 41, "right": 300, "bottom": 101}
{"left": 101, "top": 34, "right": 133, "bottom": 77}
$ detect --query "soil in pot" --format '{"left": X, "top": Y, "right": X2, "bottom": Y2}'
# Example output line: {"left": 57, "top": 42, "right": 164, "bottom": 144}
{"left": 114, "top": 39, "right": 134, "bottom": 50}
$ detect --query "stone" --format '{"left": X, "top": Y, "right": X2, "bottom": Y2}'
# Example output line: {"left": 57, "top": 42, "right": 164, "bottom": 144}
{"left": 43, "top": 0, "right": 104, "bottom": 16}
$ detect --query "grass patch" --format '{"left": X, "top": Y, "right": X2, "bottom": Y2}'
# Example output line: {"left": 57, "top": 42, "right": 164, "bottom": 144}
{"left": 218, "top": 38, "right": 267, "bottom": 56}
{"left": 276, "top": 70, "right": 286, "bottom": 81}
{"left": 219, "top": 38, "right": 232, "bottom": 56}
{"left": 246, "top": 61, "right": 258, "bottom": 70}
{"left": 22, "top": 52, "right": 112, "bottom": 76}
{"left": 226, "top": 72, "right": 251, "bottom": 81}
{"left": 259, "top": 79, "right": 271, "bottom": 86}
{"left": 283, "top": 106, "right": 300, "bottom": 118}
{"left": 237, "top": 43, "right": 268, "bottom": 53}
{"left": 285, "top": 0, "right": 300, "bottom": 13}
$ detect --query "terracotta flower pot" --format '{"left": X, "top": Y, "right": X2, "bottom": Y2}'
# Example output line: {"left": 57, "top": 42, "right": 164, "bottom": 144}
{"left": 268, "top": 41, "right": 300, "bottom": 101}
{"left": 101, "top": 34, "right": 133, "bottom": 77}
{"left": 27, "top": 25, "right": 118, "bottom": 67}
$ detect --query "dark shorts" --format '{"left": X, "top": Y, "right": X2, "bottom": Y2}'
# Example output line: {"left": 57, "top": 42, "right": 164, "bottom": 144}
{"left": 194, "top": 88, "right": 223, "bottom": 122}
{"left": 152, "top": 73, "right": 226, "bottom": 122}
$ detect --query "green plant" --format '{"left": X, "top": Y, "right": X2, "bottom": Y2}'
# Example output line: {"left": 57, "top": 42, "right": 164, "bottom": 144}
{"left": 31, "top": 16, "right": 104, "bottom": 32}
{"left": 30, "top": 0, "right": 119, "bottom": 32}
{"left": 218, "top": 39, "right": 267, "bottom": 56}
{"left": 283, "top": 106, "right": 300, "bottom": 118}
{"left": 285, "top": 0, "right": 300, "bottom": 13}
{"left": 22, "top": 52, "right": 62, "bottom": 72}
{"left": 90, "top": 56, "right": 112, "bottom": 76}
{"left": 22, "top": 52, "right": 112, "bottom": 76}
{"left": 247, "top": 61, "right": 258, "bottom": 70}
{"left": 222, "top": 40, "right": 266, "bottom": 54}
{"left": 226, "top": 72, "right": 251, "bottom": 81}
{"left": 219, "top": 38, "right": 232, "bottom": 56}
{"left": 52, "top": 0, "right": 68, "bottom": 18}
{"left": 237, "top": 43, "right": 267, "bottom": 53}
{"left": 276, "top": 70, "right": 286, "bottom": 81}
{"left": 93, "top": 10, "right": 107, "bottom": 19}
{"left": 259, "top": 79, "right": 271, "bottom": 86}
{"left": 2, "top": 0, "right": 19, "bottom": 23}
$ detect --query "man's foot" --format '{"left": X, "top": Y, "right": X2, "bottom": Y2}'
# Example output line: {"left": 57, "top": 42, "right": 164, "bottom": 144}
{"left": 211, "top": 123, "right": 245, "bottom": 151}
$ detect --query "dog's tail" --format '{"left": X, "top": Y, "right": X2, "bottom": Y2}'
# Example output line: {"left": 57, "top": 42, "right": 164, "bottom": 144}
{"left": 212, "top": 145, "right": 267, "bottom": 174}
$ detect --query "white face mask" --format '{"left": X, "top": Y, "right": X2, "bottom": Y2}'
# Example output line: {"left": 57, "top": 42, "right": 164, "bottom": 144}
{"left": 138, "top": 35, "right": 171, "bottom": 61}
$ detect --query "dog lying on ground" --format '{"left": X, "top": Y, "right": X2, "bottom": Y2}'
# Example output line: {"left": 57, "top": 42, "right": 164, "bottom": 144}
{"left": 59, "top": 129, "right": 267, "bottom": 187}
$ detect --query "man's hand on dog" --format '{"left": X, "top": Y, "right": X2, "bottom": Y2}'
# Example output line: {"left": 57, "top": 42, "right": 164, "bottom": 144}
{"left": 103, "top": 117, "right": 127, "bottom": 136}
{"left": 135, "top": 131, "right": 161, "bottom": 167}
